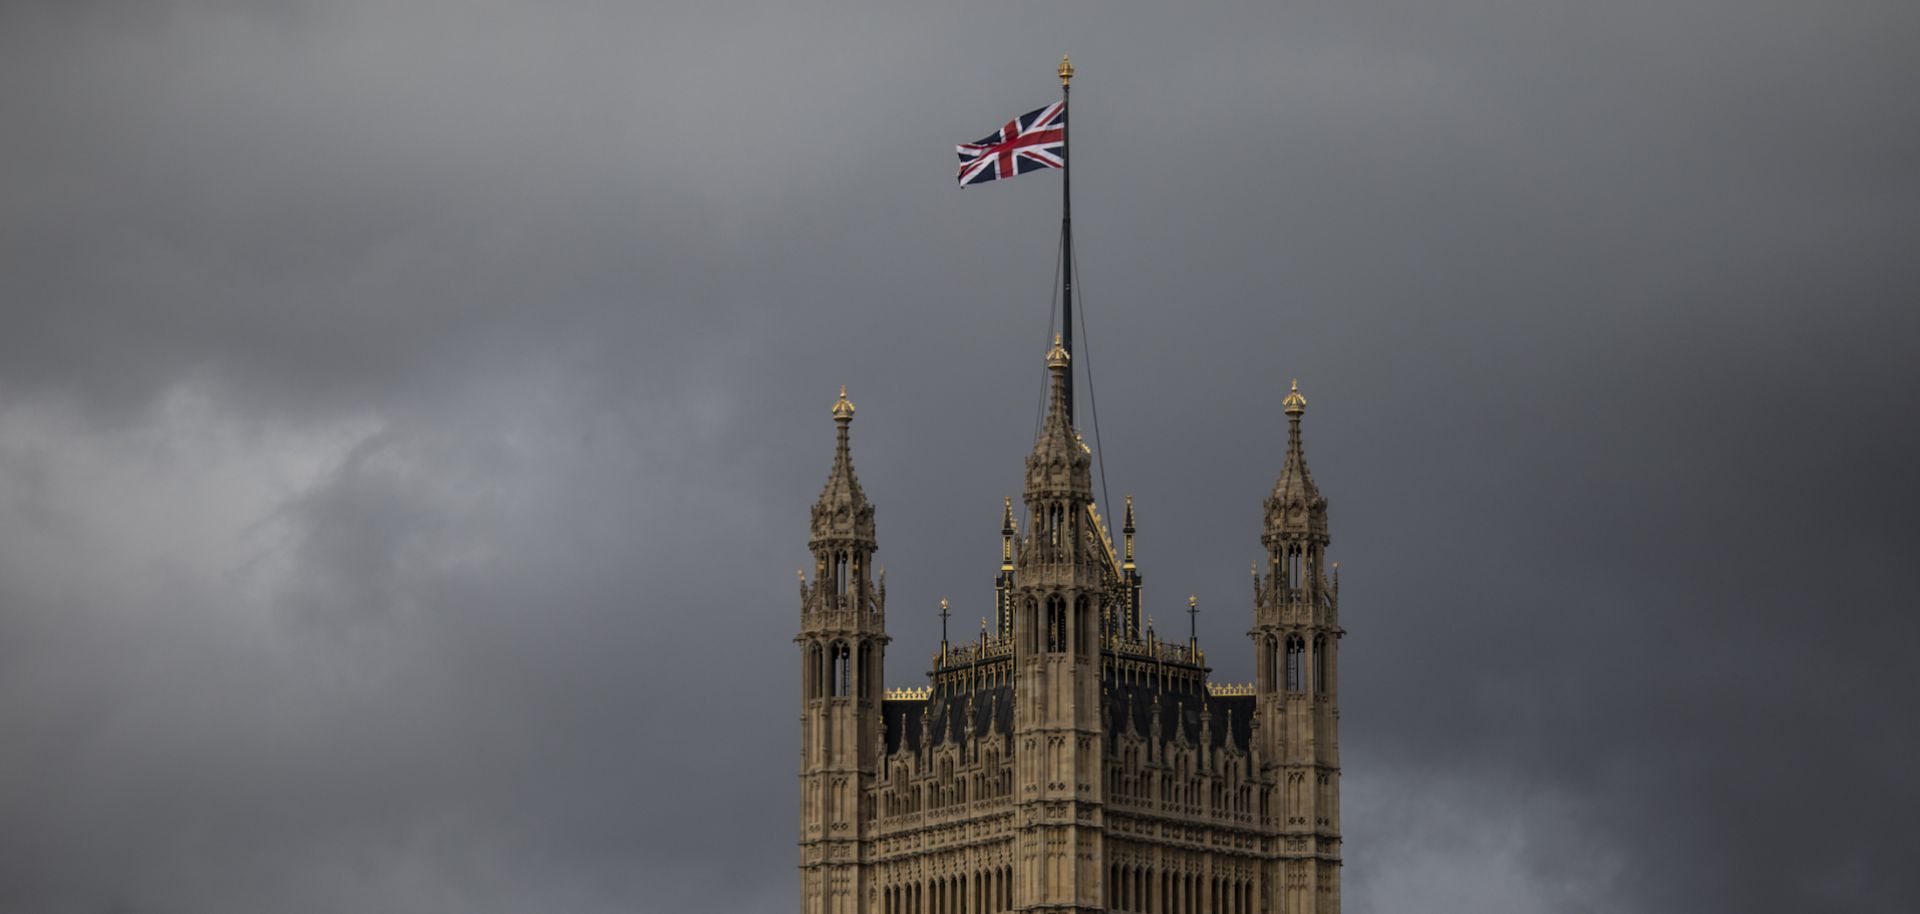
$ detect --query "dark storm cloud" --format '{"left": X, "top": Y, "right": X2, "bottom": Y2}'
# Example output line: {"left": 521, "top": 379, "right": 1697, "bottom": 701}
{"left": 2, "top": 0, "right": 1917, "bottom": 912}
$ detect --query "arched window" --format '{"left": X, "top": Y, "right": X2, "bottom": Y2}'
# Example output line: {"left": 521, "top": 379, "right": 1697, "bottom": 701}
{"left": 1024, "top": 598, "right": 1041, "bottom": 654}
{"left": 1074, "top": 596, "right": 1090, "bottom": 653}
{"left": 1047, "top": 595, "right": 1068, "bottom": 653}
{"left": 832, "top": 642, "right": 851, "bottom": 697}
{"left": 858, "top": 643, "right": 872, "bottom": 699}
{"left": 1260, "top": 636, "right": 1277, "bottom": 691}
{"left": 1285, "top": 637, "right": 1304, "bottom": 692}
{"left": 1313, "top": 636, "right": 1327, "bottom": 694}
{"left": 808, "top": 643, "right": 824, "bottom": 699}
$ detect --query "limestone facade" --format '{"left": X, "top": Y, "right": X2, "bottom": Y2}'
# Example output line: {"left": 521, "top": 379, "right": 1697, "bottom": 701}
{"left": 798, "top": 357, "right": 1344, "bottom": 914}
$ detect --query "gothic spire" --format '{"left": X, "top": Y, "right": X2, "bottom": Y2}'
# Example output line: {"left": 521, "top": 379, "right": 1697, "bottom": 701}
{"left": 811, "top": 386, "right": 875, "bottom": 549}
{"left": 1025, "top": 336, "right": 1093, "bottom": 504}
{"left": 1264, "top": 379, "right": 1327, "bottom": 542}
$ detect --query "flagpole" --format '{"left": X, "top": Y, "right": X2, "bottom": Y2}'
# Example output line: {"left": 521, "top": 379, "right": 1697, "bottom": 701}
{"left": 1058, "top": 54, "right": 1076, "bottom": 425}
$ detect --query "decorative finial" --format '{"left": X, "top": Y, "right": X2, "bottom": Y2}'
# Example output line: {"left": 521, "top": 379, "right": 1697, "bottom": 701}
{"left": 1046, "top": 333, "right": 1070, "bottom": 368}
{"left": 1283, "top": 378, "right": 1306, "bottom": 417}
{"left": 1002, "top": 496, "right": 1017, "bottom": 556}
{"left": 1058, "top": 54, "right": 1075, "bottom": 87}
{"left": 832, "top": 384, "right": 856, "bottom": 420}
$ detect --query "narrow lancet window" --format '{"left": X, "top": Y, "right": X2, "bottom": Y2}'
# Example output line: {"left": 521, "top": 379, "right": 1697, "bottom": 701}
{"left": 1285, "top": 637, "right": 1304, "bottom": 692}
{"left": 1074, "top": 596, "right": 1090, "bottom": 653}
{"left": 831, "top": 642, "right": 851, "bottom": 697}
{"left": 1313, "top": 636, "right": 1327, "bottom": 694}
{"left": 1046, "top": 595, "right": 1069, "bottom": 653}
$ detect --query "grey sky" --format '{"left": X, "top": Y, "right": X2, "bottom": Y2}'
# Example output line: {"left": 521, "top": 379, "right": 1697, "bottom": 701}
{"left": 2, "top": 1, "right": 1917, "bottom": 912}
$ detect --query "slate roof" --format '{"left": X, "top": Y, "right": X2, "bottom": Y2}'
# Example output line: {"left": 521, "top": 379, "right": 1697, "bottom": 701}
{"left": 879, "top": 678, "right": 1254, "bottom": 756}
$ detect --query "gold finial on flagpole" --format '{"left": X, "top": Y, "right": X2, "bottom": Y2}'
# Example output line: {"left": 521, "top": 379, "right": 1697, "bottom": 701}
{"left": 1058, "top": 55, "right": 1075, "bottom": 87}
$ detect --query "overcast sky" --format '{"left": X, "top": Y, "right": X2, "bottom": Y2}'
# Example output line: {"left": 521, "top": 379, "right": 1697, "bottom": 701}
{"left": 3, "top": 1, "right": 1918, "bottom": 912}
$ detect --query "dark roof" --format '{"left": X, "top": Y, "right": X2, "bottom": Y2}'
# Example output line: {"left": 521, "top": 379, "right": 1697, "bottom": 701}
{"left": 882, "top": 684, "right": 1012, "bottom": 756}
{"left": 881, "top": 679, "right": 1254, "bottom": 756}
{"left": 1105, "top": 681, "right": 1254, "bottom": 752}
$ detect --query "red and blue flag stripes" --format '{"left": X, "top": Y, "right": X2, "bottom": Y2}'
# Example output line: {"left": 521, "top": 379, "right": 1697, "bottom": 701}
{"left": 956, "top": 102, "right": 1066, "bottom": 187}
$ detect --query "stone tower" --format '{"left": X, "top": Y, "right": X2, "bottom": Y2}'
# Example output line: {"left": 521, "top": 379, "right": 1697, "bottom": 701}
{"left": 1250, "top": 381, "right": 1343, "bottom": 913}
{"left": 1010, "top": 338, "right": 1106, "bottom": 912}
{"left": 797, "top": 358, "right": 1346, "bottom": 914}
{"left": 797, "top": 387, "right": 890, "bottom": 914}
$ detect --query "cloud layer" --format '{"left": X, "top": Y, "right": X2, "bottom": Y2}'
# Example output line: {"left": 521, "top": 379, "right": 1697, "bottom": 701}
{"left": 3, "top": 1, "right": 1918, "bottom": 911}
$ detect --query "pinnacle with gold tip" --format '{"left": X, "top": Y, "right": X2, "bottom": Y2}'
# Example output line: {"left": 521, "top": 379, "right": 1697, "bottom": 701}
{"left": 831, "top": 384, "right": 855, "bottom": 420}
{"left": 1046, "top": 334, "right": 1070, "bottom": 368}
{"left": 1283, "top": 378, "right": 1306, "bottom": 416}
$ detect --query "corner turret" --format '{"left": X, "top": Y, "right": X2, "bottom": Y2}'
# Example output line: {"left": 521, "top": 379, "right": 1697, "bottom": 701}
{"left": 796, "top": 386, "right": 888, "bottom": 914}
{"left": 1248, "top": 378, "right": 1343, "bottom": 910}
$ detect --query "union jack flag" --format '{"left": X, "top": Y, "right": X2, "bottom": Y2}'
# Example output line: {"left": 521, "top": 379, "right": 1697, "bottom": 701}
{"left": 956, "top": 102, "right": 1066, "bottom": 187}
